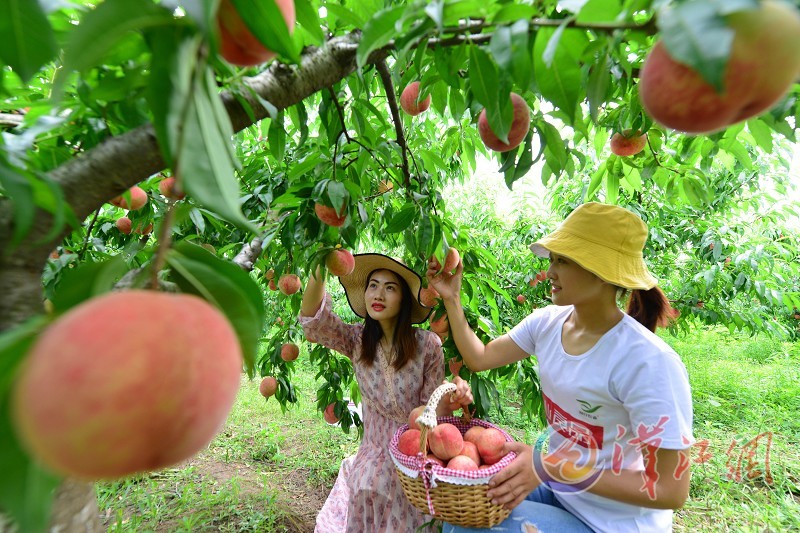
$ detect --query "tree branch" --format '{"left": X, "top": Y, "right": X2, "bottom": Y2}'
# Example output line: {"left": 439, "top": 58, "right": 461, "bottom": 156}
{"left": 375, "top": 60, "right": 411, "bottom": 189}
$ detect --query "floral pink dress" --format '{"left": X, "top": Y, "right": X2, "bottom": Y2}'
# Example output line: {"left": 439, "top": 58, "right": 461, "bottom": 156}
{"left": 299, "top": 293, "right": 444, "bottom": 533}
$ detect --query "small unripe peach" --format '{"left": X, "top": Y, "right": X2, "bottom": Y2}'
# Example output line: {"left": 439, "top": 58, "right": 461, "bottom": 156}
{"left": 399, "top": 82, "right": 431, "bottom": 116}
{"left": 265, "top": 268, "right": 275, "bottom": 280}
{"left": 280, "top": 342, "right": 299, "bottom": 362}
{"left": 378, "top": 179, "right": 394, "bottom": 193}
{"left": 260, "top": 376, "right": 278, "bottom": 398}
{"left": 278, "top": 274, "right": 301, "bottom": 295}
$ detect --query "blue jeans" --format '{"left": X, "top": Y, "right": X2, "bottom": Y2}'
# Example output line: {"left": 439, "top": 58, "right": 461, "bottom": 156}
{"left": 442, "top": 484, "right": 593, "bottom": 532}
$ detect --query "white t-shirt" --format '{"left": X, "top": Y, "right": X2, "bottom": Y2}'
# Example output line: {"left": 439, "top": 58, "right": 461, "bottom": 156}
{"left": 508, "top": 305, "right": 694, "bottom": 533}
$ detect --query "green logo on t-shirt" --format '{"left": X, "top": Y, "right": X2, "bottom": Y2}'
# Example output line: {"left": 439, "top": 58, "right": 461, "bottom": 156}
{"left": 577, "top": 399, "right": 602, "bottom": 414}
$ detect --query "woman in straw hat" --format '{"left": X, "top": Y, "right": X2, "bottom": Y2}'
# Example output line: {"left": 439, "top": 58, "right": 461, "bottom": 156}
{"left": 428, "top": 203, "right": 693, "bottom": 533}
{"left": 299, "top": 253, "right": 473, "bottom": 533}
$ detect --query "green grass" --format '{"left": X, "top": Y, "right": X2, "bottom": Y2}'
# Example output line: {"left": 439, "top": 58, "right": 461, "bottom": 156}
{"left": 96, "top": 328, "right": 800, "bottom": 532}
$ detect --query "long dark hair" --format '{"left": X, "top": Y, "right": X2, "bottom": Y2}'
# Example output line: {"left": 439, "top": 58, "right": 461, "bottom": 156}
{"left": 360, "top": 269, "right": 417, "bottom": 370}
{"left": 625, "top": 286, "right": 677, "bottom": 332}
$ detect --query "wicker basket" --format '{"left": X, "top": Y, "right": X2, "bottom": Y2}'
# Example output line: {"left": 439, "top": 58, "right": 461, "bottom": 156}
{"left": 389, "top": 383, "right": 517, "bottom": 528}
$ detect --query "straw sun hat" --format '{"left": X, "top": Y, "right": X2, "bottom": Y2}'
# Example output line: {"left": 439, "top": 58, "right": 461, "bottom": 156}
{"left": 338, "top": 254, "right": 432, "bottom": 324}
{"left": 529, "top": 202, "right": 658, "bottom": 290}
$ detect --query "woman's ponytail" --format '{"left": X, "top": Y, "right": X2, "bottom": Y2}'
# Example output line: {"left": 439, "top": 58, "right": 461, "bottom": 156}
{"left": 626, "top": 286, "right": 677, "bottom": 332}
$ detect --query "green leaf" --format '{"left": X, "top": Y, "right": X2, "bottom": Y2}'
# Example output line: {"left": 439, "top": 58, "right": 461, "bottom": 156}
{"left": 50, "top": 256, "right": 129, "bottom": 315}
{"left": 746, "top": 119, "right": 773, "bottom": 154}
{"left": 356, "top": 5, "right": 405, "bottom": 68}
{"left": 587, "top": 51, "right": 610, "bottom": 123}
{"left": 576, "top": 0, "right": 622, "bottom": 23}
{"left": 0, "top": 162, "right": 34, "bottom": 250}
{"left": 179, "top": 65, "right": 259, "bottom": 233}
{"left": 0, "top": 0, "right": 58, "bottom": 82}
{"left": 385, "top": 204, "right": 417, "bottom": 233}
{"left": 0, "top": 316, "right": 48, "bottom": 398}
{"left": 56, "top": 0, "right": 176, "bottom": 94}
{"left": 657, "top": 1, "right": 734, "bottom": 91}
{"left": 533, "top": 27, "right": 586, "bottom": 125}
{"left": 0, "top": 392, "right": 61, "bottom": 533}
{"left": 268, "top": 111, "right": 287, "bottom": 161}
{"left": 231, "top": 0, "right": 297, "bottom": 61}
{"left": 167, "top": 242, "right": 265, "bottom": 375}
{"left": 491, "top": 4, "right": 537, "bottom": 23}
{"left": 470, "top": 47, "right": 512, "bottom": 144}
{"left": 294, "top": 0, "right": 324, "bottom": 44}
{"left": 508, "top": 20, "right": 533, "bottom": 91}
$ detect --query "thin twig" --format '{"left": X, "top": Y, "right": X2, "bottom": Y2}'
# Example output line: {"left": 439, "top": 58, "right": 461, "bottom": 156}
{"left": 78, "top": 209, "right": 100, "bottom": 260}
{"left": 375, "top": 60, "right": 411, "bottom": 189}
{"left": 149, "top": 202, "right": 177, "bottom": 290}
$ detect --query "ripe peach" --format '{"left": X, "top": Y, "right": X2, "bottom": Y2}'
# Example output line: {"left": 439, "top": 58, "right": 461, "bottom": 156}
{"left": 448, "top": 358, "right": 462, "bottom": 376}
{"left": 428, "top": 423, "right": 463, "bottom": 461}
{"left": 443, "top": 247, "right": 460, "bottom": 274}
{"left": 326, "top": 248, "right": 355, "bottom": 277}
{"left": 609, "top": 130, "right": 647, "bottom": 156}
{"left": 134, "top": 222, "right": 153, "bottom": 236}
{"left": 216, "top": 0, "right": 296, "bottom": 66}
{"left": 11, "top": 291, "right": 242, "bottom": 480}
{"left": 419, "top": 286, "right": 439, "bottom": 307}
{"left": 280, "top": 342, "right": 299, "bottom": 361}
{"left": 110, "top": 186, "right": 148, "bottom": 211}
{"left": 528, "top": 278, "right": 539, "bottom": 288}
{"left": 408, "top": 405, "right": 426, "bottom": 428}
{"left": 398, "top": 428, "right": 425, "bottom": 456}
{"left": 315, "top": 203, "right": 347, "bottom": 227}
{"left": 399, "top": 82, "right": 431, "bottom": 116}
{"left": 115, "top": 217, "right": 132, "bottom": 235}
{"left": 446, "top": 454, "right": 479, "bottom": 471}
{"left": 459, "top": 441, "right": 482, "bottom": 466}
{"left": 378, "top": 179, "right": 394, "bottom": 193}
{"left": 278, "top": 274, "right": 301, "bottom": 295}
{"left": 478, "top": 93, "right": 531, "bottom": 152}
{"left": 463, "top": 426, "right": 485, "bottom": 446}
{"left": 265, "top": 268, "right": 275, "bottom": 280}
{"left": 268, "top": 279, "right": 278, "bottom": 291}
{"left": 516, "top": 294, "right": 526, "bottom": 304}
{"left": 536, "top": 271, "right": 547, "bottom": 282}
{"left": 476, "top": 428, "right": 507, "bottom": 465}
{"left": 158, "top": 177, "right": 185, "bottom": 200}
{"left": 639, "top": 1, "right": 800, "bottom": 133}
{"left": 323, "top": 403, "right": 339, "bottom": 424}
{"left": 429, "top": 313, "right": 449, "bottom": 335}
{"left": 260, "top": 376, "right": 278, "bottom": 397}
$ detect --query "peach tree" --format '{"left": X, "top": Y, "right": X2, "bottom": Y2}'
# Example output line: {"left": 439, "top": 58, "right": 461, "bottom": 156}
{"left": 1, "top": 0, "right": 799, "bottom": 530}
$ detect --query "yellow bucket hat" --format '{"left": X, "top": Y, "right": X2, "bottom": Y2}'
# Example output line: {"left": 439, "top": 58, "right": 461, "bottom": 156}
{"left": 529, "top": 202, "right": 658, "bottom": 290}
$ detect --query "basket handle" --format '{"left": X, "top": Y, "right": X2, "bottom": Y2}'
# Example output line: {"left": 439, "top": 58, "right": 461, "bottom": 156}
{"left": 415, "top": 382, "right": 472, "bottom": 456}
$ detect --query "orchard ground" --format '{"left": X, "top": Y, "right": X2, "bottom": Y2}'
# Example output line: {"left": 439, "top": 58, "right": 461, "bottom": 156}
{"left": 97, "top": 326, "right": 800, "bottom": 532}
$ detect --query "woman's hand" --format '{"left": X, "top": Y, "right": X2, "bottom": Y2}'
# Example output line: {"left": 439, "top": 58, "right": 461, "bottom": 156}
{"left": 426, "top": 255, "right": 463, "bottom": 301}
{"left": 438, "top": 376, "right": 473, "bottom": 415}
{"left": 486, "top": 442, "right": 542, "bottom": 510}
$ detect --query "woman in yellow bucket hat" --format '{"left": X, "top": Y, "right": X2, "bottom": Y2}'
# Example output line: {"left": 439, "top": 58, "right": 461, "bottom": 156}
{"left": 429, "top": 203, "right": 694, "bottom": 533}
